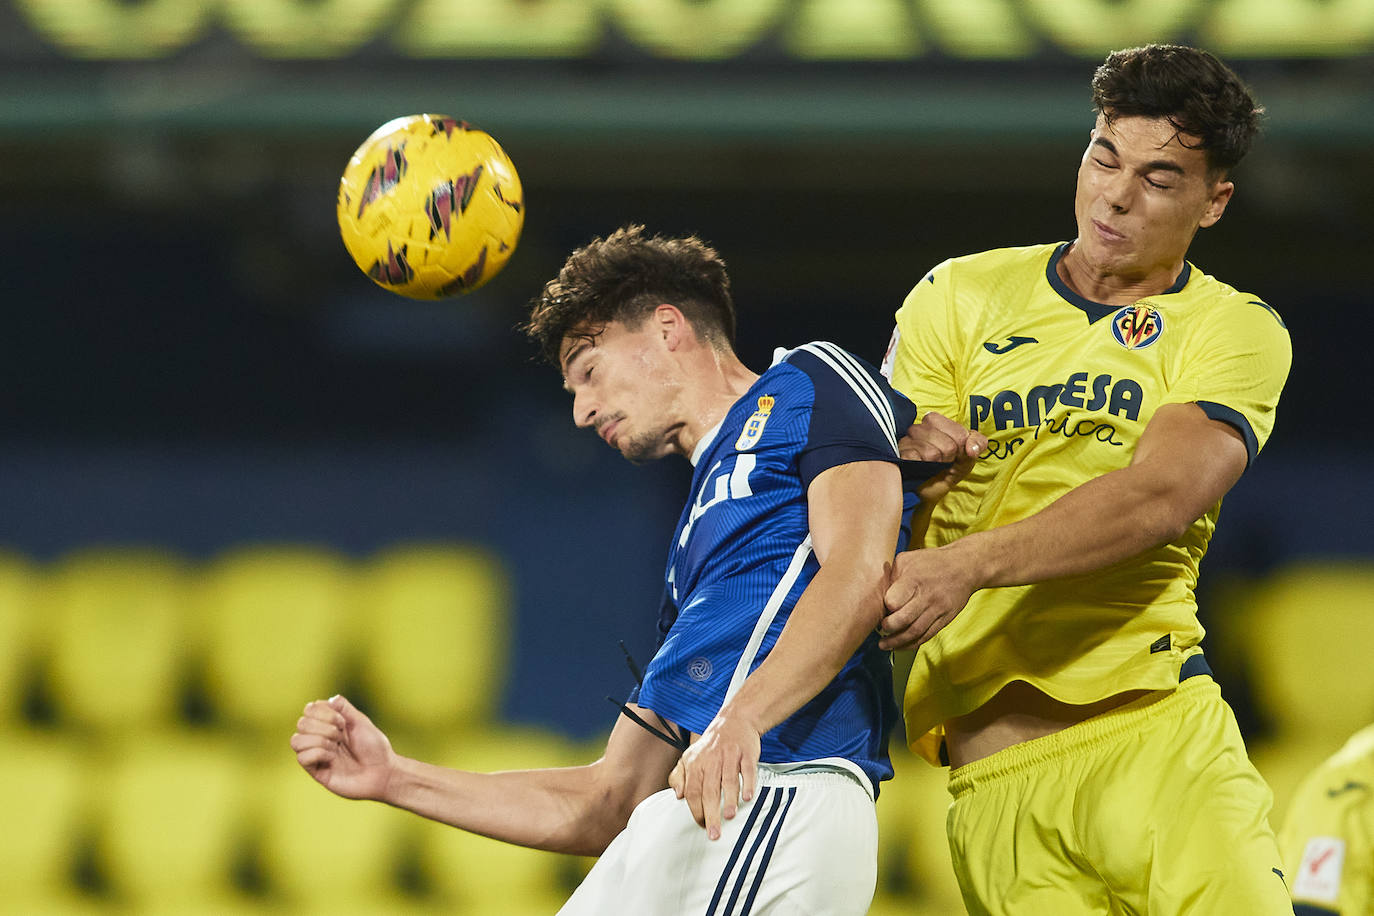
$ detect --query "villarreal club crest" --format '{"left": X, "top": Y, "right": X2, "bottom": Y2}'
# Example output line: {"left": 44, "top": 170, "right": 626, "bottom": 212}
{"left": 1111, "top": 304, "right": 1164, "bottom": 350}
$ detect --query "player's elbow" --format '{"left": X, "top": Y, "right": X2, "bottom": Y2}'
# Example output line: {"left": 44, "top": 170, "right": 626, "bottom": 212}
{"left": 556, "top": 820, "right": 622, "bottom": 858}
{"left": 551, "top": 760, "right": 658, "bottom": 857}
{"left": 537, "top": 795, "right": 625, "bottom": 857}
{"left": 1140, "top": 498, "right": 1201, "bottom": 547}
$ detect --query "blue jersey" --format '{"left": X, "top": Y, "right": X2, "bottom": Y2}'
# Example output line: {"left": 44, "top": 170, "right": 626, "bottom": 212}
{"left": 635, "top": 341, "right": 923, "bottom": 793}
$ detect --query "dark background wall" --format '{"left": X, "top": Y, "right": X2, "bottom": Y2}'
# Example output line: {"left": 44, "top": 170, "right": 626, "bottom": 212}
{"left": 3, "top": 0, "right": 1372, "bottom": 740}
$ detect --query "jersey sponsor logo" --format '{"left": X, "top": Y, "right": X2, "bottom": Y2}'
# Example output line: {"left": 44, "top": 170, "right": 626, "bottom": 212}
{"left": 1111, "top": 305, "right": 1164, "bottom": 350}
{"left": 1294, "top": 837, "right": 1345, "bottom": 903}
{"left": 1326, "top": 780, "right": 1368, "bottom": 798}
{"left": 678, "top": 454, "right": 758, "bottom": 549}
{"left": 734, "top": 396, "right": 776, "bottom": 451}
{"left": 983, "top": 335, "right": 1039, "bottom": 354}
{"left": 687, "top": 657, "right": 713, "bottom": 681}
{"left": 970, "top": 372, "right": 1144, "bottom": 432}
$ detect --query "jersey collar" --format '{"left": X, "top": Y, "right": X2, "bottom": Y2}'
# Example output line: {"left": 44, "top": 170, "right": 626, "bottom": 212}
{"left": 1046, "top": 241, "right": 1191, "bottom": 322}
{"left": 690, "top": 417, "right": 724, "bottom": 467}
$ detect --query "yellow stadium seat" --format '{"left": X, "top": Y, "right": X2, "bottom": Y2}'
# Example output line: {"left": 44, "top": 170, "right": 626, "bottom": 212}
{"left": 353, "top": 543, "right": 513, "bottom": 731}
{"left": 419, "top": 725, "right": 581, "bottom": 913}
{"left": 1251, "top": 739, "right": 1338, "bottom": 831}
{"left": 40, "top": 548, "right": 193, "bottom": 732}
{"left": 254, "top": 750, "right": 422, "bottom": 914}
{"left": 1236, "top": 562, "right": 1374, "bottom": 822}
{"left": 0, "top": 550, "right": 39, "bottom": 726}
{"left": 1242, "top": 562, "right": 1374, "bottom": 738}
{"left": 876, "top": 744, "right": 965, "bottom": 915}
{"left": 95, "top": 731, "right": 256, "bottom": 913}
{"left": 196, "top": 545, "right": 356, "bottom": 732}
{"left": 0, "top": 732, "right": 97, "bottom": 910}
{"left": 866, "top": 890, "right": 951, "bottom": 916}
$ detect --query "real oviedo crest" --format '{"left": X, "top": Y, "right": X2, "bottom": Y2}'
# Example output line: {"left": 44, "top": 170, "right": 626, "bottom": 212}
{"left": 735, "top": 395, "right": 775, "bottom": 451}
{"left": 1110, "top": 304, "right": 1164, "bottom": 350}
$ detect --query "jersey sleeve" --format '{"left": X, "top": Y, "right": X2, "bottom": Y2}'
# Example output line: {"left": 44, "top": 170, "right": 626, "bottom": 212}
{"left": 886, "top": 262, "right": 961, "bottom": 422}
{"left": 1163, "top": 296, "right": 1291, "bottom": 464}
{"left": 785, "top": 342, "right": 917, "bottom": 490}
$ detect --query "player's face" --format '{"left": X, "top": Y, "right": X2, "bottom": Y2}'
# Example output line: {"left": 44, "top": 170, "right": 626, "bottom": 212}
{"left": 1072, "top": 113, "right": 1234, "bottom": 284}
{"left": 560, "top": 321, "right": 684, "bottom": 463}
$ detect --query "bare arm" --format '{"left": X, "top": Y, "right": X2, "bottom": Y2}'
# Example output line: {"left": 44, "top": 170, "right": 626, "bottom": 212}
{"left": 880, "top": 402, "right": 1249, "bottom": 650}
{"left": 291, "top": 695, "right": 682, "bottom": 857}
{"left": 668, "top": 459, "right": 903, "bottom": 837}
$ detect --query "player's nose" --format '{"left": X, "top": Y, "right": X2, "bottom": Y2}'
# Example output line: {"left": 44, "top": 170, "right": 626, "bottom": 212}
{"left": 1102, "top": 169, "right": 1135, "bottom": 212}
{"left": 572, "top": 390, "right": 597, "bottom": 428}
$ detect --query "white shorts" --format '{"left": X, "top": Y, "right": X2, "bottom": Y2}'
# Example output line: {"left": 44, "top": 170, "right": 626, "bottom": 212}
{"left": 559, "top": 763, "right": 877, "bottom": 916}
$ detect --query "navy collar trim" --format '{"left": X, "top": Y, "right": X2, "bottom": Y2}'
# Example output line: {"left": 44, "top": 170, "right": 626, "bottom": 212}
{"left": 1046, "top": 241, "right": 1192, "bottom": 323}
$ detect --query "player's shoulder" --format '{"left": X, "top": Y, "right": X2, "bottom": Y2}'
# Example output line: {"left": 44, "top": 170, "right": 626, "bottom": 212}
{"left": 774, "top": 342, "right": 906, "bottom": 412}
{"left": 1291, "top": 725, "right": 1374, "bottom": 811}
{"left": 943, "top": 242, "right": 1062, "bottom": 276}
{"left": 1330, "top": 723, "right": 1374, "bottom": 771}
{"left": 905, "top": 242, "right": 1061, "bottom": 305}
{"left": 774, "top": 341, "right": 887, "bottom": 386}
{"left": 1176, "top": 264, "right": 1287, "bottom": 332}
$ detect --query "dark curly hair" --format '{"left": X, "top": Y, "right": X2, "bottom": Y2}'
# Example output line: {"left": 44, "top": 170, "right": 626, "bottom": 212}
{"left": 1092, "top": 44, "right": 1263, "bottom": 175}
{"left": 524, "top": 225, "right": 736, "bottom": 367}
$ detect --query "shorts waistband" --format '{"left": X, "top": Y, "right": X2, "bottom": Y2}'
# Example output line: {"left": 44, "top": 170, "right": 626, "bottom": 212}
{"left": 758, "top": 760, "right": 873, "bottom": 799}
{"left": 947, "top": 669, "right": 1219, "bottom": 799}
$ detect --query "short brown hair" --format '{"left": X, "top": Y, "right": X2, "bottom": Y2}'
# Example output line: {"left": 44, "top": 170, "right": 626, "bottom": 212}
{"left": 524, "top": 225, "right": 736, "bottom": 366}
{"left": 1092, "top": 44, "right": 1263, "bottom": 174}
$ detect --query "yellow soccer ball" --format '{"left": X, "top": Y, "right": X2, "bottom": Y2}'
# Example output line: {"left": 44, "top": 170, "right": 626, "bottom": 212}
{"left": 337, "top": 115, "right": 524, "bottom": 299}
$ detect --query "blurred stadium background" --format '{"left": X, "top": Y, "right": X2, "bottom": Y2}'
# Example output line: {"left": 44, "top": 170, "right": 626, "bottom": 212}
{"left": 2, "top": 1, "right": 1372, "bottom": 913}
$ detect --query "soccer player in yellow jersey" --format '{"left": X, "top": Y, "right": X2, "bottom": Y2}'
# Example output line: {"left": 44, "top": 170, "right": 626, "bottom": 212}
{"left": 1280, "top": 725, "right": 1374, "bottom": 915}
{"left": 879, "top": 45, "right": 1293, "bottom": 914}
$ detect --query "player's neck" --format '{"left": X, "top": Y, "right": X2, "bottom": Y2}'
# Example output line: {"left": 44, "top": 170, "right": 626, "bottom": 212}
{"left": 1059, "top": 241, "right": 1185, "bottom": 306}
{"left": 676, "top": 353, "right": 759, "bottom": 459}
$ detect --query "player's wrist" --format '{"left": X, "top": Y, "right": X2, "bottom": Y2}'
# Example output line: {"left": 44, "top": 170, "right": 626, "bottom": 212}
{"left": 371, "top": 751, "right": 418, "bottom": 806}
{"left": 940, "top": 533, "right": 994, "bottom": 592}
{"left": 712, "top": 698, "right": 767, "bottom": 737}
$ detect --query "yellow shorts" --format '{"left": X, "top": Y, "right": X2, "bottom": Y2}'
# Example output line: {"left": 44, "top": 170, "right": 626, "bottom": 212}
{"left": 946, "top": 676, "right": 1291, "bottom": 915}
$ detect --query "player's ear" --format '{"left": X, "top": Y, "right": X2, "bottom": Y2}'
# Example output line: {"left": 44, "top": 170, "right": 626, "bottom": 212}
{"left": 1199, "top": 177, "right": 1234, "bottom": 229}
{"left": 653, "top": 303, "right": 690, "bottom": 349}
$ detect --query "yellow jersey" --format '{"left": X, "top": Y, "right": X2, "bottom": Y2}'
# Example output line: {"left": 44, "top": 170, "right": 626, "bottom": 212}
{"left": 1280, "top": 725, "right": 1374, "bottom": 915}
{"left": 886, "top": 242, "right": 1291, "bottom": 765}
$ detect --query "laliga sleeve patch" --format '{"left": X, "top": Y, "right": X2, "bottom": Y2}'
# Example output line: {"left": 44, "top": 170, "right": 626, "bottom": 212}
{"left": 1293, "top": 836, "right": 1345, "bottom": 904}
{"left": 880, "top": 327, "right": 899, "bottom": 380}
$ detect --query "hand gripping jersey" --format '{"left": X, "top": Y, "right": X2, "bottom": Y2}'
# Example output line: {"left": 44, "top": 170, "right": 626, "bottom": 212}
{"left": 1280, "top": 724, "right": 1374, "bottom": 915}
{"left": 633, "top": 342, "right": 924, "bottom": 794}
{"left": 886, "top": 242, "right": 1292, "bottom": 765}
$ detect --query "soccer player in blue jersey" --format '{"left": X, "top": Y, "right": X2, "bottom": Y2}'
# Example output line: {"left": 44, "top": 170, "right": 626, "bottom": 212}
{"left": 291, "top": 225, "right": 972, "bottom": 914}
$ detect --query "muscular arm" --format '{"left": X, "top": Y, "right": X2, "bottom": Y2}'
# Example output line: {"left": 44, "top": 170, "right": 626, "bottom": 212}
{"left": 292, "top": 695, "right": 682, "bottom": 857}
{"left": 669, "top": 459, "right": 903, "bottom": 836}
{"left": 881, "top": 402, "right": 1249, "bottom": 649}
